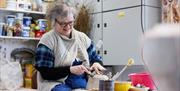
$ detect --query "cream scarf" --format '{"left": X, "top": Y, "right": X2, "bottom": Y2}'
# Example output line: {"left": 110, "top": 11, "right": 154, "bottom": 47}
{"left": 37, "top": 29, "right": 91, "bottom": 91}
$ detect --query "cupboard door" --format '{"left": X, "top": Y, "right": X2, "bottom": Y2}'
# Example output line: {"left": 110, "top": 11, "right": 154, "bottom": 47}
{"left": 90, "top": 13, "right": 102, "bottom": 44}
{"left": 90, "top": 13, "right": 103, "bottom": 56}
{"left": 91, "top": 0, "right": 102, "bottom": 13}
{"left": 143, "top": 6, "right": 161, "bottom": 31}
{"left": 69, "top": 0, "right": 102, "bottom": 13}
{"left": 144, "top": 0, "right": 161, "bottom": 7}
{"left": 102, "top": 0, "right": 141, "bottom": 11}
{"left": 102, "top": 7, "right": 143, "bottom": 65}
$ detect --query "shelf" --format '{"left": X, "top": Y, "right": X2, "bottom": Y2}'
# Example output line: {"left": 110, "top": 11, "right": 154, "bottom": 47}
{"left": 0, "top": 36, "right": 40, "bottom": 40}
{"left": 2, "top": 88, "right": 37, "bottom": 91}
{"left": 0, "top": 8, "right": 46, "bottom": 15}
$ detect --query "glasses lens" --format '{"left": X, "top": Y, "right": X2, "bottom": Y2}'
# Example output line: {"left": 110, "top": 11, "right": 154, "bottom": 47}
{"left": 55, "top": 19, "right": 74, "bottom": 27}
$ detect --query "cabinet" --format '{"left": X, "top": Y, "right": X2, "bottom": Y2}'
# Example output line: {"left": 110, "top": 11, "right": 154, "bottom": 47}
{"left": 102, "top": 0, "right": 141, "bottom": 11}
{"left": 90, "top": 13, "right": 103, "bottom": 56}
{"left": 102, "top": 0, "right": 161, "bottom": 11}
{"left": 102, "top": 7, "right": 143, "bottom": 65}
{"left": 69, "top": 0, "right": 102, "bottom": 13}
{"left": 90, "top": 0, "right": 161, "bottom": 65}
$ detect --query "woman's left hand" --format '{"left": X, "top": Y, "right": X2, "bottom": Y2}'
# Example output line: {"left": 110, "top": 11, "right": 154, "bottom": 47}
{"left": 90, "top": 62, "right": 106, "bottom": 74}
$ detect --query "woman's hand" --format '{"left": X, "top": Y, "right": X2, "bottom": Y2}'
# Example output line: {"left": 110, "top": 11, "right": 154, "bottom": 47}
{"left": 70, "top": 65, "right": 91, "bottom": 75}
{"left": 90, "top": 62, "right": 106, "bottom": 74}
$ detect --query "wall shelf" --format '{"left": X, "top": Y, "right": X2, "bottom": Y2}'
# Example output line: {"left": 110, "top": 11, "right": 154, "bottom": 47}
{"left": 0, "top": 8, "right": 46, "bottom": 15}
{"left": 0, "top": 36, "right": 40, "bottom": 40}
{"left": 3, "top": 88, "right": 37, "bottom": 91}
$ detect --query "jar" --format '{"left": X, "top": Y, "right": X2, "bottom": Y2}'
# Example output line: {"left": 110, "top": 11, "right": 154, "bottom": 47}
{"left": 22, "top": 27, "right": 30, "bottom": 37}
{"left": 23, "top": 17, "right": 32, "bottom": 27}
{"left": 6, "top": 15, "right": 16, "bottom": 26}
{"left": 37, "top": 19, "right": 47, "bottom": 31}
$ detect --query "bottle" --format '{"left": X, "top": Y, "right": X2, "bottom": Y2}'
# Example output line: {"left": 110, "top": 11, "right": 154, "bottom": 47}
{"left": 0, "top": 23, "right": 5, "bottom": 36}
{"left": 2, "top": 24, "right": 7, "bottom": 36}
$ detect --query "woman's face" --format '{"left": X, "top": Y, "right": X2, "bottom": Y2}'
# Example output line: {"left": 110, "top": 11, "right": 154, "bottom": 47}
{"left": 55, "top": 13, "right": 74, "bottom": 38}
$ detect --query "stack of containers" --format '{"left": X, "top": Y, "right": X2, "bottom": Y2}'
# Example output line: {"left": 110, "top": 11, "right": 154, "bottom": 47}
{"left": 35, "top": 19, "right": 47, "bottom": 37}
{"left": 17, "top": 0, "right": 32, "bottom": 11}
{"left": 22, "top": 16, "right": 32, "bottom": 37}
{"left": 6, "top": 0, "right": 17, "bottom": 9}
{"left": 4, "top": 13, "right": 32, "bottom": 37}
{"left": 5, "top": 15, "right": 16, "bottom": 27}
{"left": 6, "top": 0, "right": 32, "bottom": 11}
{"left": 5, "top": 15, "right": 16, "bottom": 36}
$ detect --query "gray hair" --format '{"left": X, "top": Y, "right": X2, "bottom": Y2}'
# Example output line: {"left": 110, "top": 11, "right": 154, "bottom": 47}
{"left": 46, "top": 0, "right": 77, "bottom": 25}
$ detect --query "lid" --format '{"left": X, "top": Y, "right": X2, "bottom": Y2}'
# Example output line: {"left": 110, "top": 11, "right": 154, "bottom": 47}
{"left": 0, "top": 22, "right": 5, "bottom": 25}
{"left": 6, "top": 15, "right": 16, "bottom": 18}
{"left": 23, "top": 17, "right": 32, "bottom": 19}
{"left": 37, "top": 19, "right": 47, "bottom": 21}
{"left": 23, "top": 26, "right": 30, "bottom": 30}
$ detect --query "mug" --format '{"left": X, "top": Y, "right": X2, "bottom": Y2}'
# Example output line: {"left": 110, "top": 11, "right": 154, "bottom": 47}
{"left": 99, "top": 80, "right": 114, "bottom": 91}
{"left": 114, "top": 81, "right": 131, "bottom": 91}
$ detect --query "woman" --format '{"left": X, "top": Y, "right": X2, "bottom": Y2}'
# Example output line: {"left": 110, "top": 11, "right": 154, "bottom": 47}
{"left": 35, "top": 1, "right": 105, "bottom": 91}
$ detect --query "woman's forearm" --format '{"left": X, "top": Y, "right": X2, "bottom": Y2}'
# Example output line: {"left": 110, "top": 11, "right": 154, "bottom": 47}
{"left": 35, "top": 66, "right": 70, "bottom": 80}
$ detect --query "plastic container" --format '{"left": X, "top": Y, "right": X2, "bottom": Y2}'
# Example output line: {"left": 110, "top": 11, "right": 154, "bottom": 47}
{"left": 37, "top": 19, "right": 47, "bottom": 31}
{"left": 114, "top": 81, "right": 131, "bottom": 91}
{"left": 16, "top": 13, "right": 24, "bottom": 20}
{"left": 24, "top": 77, "right": 32, "bottom": 89}
{"left": 23, "top": 17, "right": 32, "bottom": 27}
{"left": 17, "top": 2, "right": 32, "bottom": 11}
{"left": 35, "top": 30, "right": 45, "bottom": 38}
{"left": 128, "top": 72, "right": 155, "bottom": 90}
{"left": 6, "top": 15, "right": 16, "bottom": 26}
{"left": 6, "top": 1, "right": 17, "bottom": 9}
{"left": 22, "top": 27, "right": 30, "bottom": 37}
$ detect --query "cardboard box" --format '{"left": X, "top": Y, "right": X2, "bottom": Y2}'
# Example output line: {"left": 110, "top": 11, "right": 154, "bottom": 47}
{"left": 0, "top": 0, "right": 7, "bottom": 8}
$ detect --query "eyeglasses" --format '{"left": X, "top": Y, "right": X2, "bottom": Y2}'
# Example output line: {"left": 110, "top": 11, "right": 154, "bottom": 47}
{"left": 55, "top": 19, "right": 74, "bottom": 28}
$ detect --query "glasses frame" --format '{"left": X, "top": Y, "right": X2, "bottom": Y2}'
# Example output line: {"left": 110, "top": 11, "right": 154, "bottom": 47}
{"left": 55, "top": 19, "right": 74, "bottom": 28}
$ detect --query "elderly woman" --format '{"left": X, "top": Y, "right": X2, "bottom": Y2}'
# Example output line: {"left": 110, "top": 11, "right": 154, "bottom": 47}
{"left": 35, "top": 1, "right": 105, "bottom": 91}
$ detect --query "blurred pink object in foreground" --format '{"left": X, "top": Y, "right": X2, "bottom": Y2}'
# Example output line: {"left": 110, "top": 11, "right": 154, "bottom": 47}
{"left": 129, "top": 72, "right": 155, "bottom": 90}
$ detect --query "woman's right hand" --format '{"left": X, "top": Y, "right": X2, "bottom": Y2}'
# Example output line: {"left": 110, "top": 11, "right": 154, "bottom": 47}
{"left": 70, "top": 65, "right": 91, "bottom": 75}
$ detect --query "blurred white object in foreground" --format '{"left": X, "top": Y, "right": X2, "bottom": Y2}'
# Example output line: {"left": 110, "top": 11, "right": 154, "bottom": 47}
{"left": 142, "top": 24, "right": 180, "bottom": 91}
